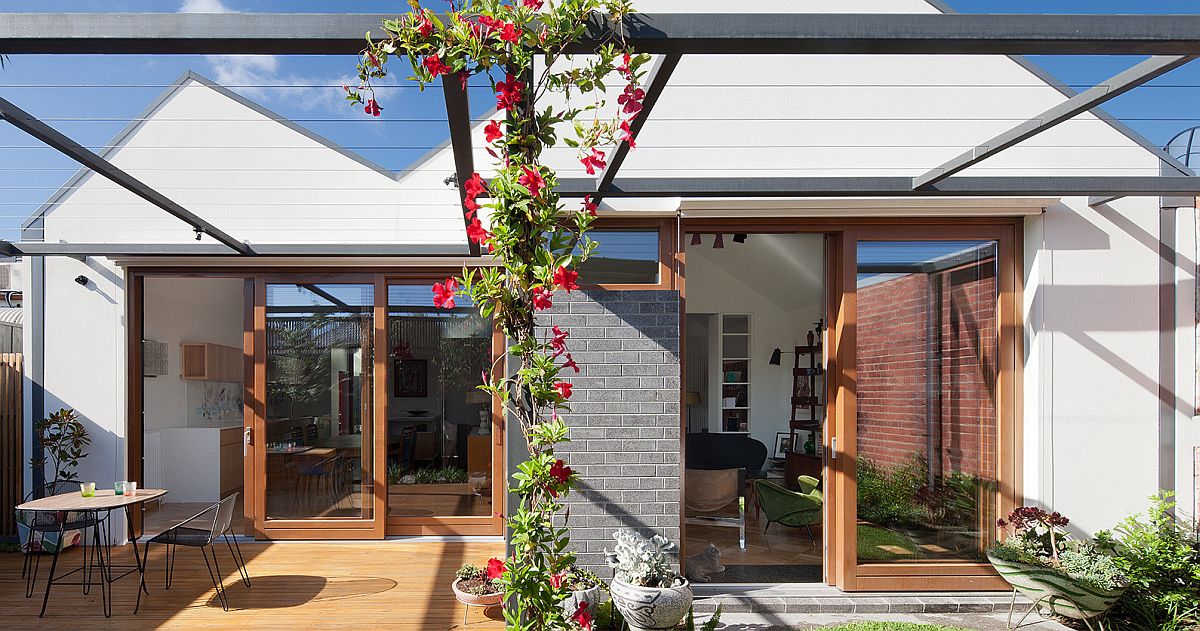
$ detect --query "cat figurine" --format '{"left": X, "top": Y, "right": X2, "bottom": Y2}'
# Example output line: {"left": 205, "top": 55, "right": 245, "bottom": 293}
{"left": 684, "top": 543, "right": 725, "bottom": 583}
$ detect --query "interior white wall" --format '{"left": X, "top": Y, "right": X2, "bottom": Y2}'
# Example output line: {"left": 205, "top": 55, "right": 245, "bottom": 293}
{"left": 685, "top": 234, "right": 824, "bottom": 450}
{"left": 142, "top": 276, "right": 243, "bottom": 432}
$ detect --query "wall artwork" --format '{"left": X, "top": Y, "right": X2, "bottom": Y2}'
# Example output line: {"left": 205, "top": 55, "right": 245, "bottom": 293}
{"left": 186, "top": 380, "right": 243, "bottom": 422}
{"left": 393, "top": 358, "right": 428, "bottom": 397}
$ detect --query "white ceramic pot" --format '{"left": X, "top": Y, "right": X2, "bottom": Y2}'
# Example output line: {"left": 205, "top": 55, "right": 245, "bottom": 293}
{"left": 610, "top": 576, "right": 693, "bottom": 631}
{"left": 988, "top": 553, "right": 1127, "bottom": 620}
{"left": 560, "top": 584, "right": 604, "bottom": 618}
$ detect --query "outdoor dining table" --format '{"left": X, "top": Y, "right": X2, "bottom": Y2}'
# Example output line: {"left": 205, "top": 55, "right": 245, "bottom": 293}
{"left": 16, "top": 487, "right": 168, "bottom": 618}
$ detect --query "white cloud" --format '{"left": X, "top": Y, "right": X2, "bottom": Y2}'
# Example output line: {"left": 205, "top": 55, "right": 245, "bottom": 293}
{"left": 177, "top": 0, "right": 357, "bottom": 114}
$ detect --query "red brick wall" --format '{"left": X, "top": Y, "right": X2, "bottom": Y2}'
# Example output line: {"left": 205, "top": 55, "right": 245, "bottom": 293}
{"left": 856, "top": 260, "right": 998, "bottom": 480}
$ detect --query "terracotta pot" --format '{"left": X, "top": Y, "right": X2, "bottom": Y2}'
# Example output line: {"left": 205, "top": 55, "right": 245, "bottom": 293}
{"left": 988, "top": 553, "right": 1127, "bottom": 620}
{"left": 451, "top": 578, "right": 504, "bottom": 607}
{"left": 610, "top": 576, "right": 693, "bottom": 631}
{"left": 559, "top": 584, "right": 604, "bottom": 618}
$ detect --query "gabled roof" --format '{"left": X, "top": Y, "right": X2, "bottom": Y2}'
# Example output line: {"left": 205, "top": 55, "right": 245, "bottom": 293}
{"left": 22, "top": 70, "right": 399, "bottom": 240}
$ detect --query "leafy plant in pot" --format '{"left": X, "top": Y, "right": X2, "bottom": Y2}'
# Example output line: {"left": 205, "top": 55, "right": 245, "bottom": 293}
{"left": 452, "top": 562, "right": 504, "bottom": 608}
{"left": 606, "top": 530, "right": 692, "bottom": 631}
{"left": 556, "top": 566, "right": 605, "bottom": 620}
{"left": 988, "top": 507, "right": 1127, "bottom": 626}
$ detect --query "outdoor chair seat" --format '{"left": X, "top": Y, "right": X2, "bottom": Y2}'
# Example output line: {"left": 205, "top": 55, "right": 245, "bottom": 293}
{"left": 146, "top": 493, "right": 250, "bottom": 611}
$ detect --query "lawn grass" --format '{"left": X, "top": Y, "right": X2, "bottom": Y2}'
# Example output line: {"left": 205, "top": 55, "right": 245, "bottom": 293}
{"left": 818, "top": 623, "right": 972, "bottom": 631}
{"left": 856, "top": 524, "right": 921, "bottom": 561}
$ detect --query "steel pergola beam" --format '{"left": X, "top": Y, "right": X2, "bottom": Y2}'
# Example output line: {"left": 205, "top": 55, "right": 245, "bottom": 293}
{"left": 9, "top": 242, "right": 472, "bottom": 257}
{"left": 594, "top": 53, "right": 681, "bottom": 204}
{"left": 915, "top": 55, "right": 1196, "bottom": 189}
{"left": 8, "top": 13, "right": 1200, "bottom": 55}
{"left": 442, "top": 76, "right": 480, "bottom": 257}
{"left": 557, "top": 176, "right": 1200, "bottom": 197}
{"left": 0, "top": 97, "right": 251, "bottom": 254}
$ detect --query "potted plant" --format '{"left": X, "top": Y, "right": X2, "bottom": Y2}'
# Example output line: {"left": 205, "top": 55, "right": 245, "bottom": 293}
{"left": 606, "top": 530, "right": 693, "bottom": 631}
{"left": 557, "top": 566, "right": 605, "bottom": 619}
{"left": 451, "top": 562, "right": 503, "bottom": 609}
{"left": 988, "top": 507, "right": 1128, "bottom": 624}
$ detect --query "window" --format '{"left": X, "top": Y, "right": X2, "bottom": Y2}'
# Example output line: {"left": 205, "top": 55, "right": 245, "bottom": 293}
{"left": 576, "top": 229, "right": 661, "bottom": 285}
{"left": 855, "top": 240, "right": 999, "bottom": 563}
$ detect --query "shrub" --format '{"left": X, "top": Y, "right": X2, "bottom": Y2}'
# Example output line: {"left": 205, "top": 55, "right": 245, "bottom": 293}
{"left": 990, "top": 506, "right": 1126, "bottom": 592}
{"left": 857, "top": 456, "right": 924, "bottom": 526}
{"left": 1097, "top": 492, "right": 1200, "bottom": 630}
{"left": 606, "top": 529, "right": 681, "bottom": 588}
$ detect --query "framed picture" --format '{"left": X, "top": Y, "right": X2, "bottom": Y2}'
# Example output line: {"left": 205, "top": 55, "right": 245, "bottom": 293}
{"left": 774, "top": 431, "right": 793, "bottom": 459}
{"left": 393, "top": 359, "right": 428, "bottom": 397}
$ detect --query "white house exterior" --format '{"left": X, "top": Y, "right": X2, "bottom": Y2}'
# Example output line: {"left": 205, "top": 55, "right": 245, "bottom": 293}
{"left": 18, "top": 0, "right": 1200, "bottom": 592}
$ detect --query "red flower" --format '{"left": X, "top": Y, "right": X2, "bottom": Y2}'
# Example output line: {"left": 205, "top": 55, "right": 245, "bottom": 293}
{"left": 466, "top": 217, "right": 492, "bottom": 244}
{"left": 366, "top": 52, "right": 381, "bottom": 69}
{"left": 432, "top": 278, "right": 458, "bottom": 309}
{"left": 363, "top": 99, "right": 382, "bottom": 117}
{"left": 532, "top": 286, "right": 553, "bottom": 311}
{"left": 561, "top": 353, "right": 579, "bottom": 373}
{"left": 580, "top": 148, "right": 606, "bottom": 175}
{"left": 495, "top": 73, "right": 526, "bottom": 110}
{"left": 416, "top": 13, "right": 434, "bottom": 38}
{"left": 549, "top": 572, "right": 564, "bottom": 589}
{"left": 522, "top": 0, "right": 544, "bottom": 9}
{"left": 464, "top": 172, "right": 486, "bottom": 199}
{"left": 549, "top": 459, "right": 573, "bottom": 484}
{"left": 518, "top": 165, "right": 546, "bottom": 198}
{"left": 582, "top": 195, "right": 598, "bottom": 216}
{"left": 617, "top": 52, "right": 632, "bottom": 77}
{"left": 572, "top": 602, "right": 593, "bottom": 630}
{"left": 477, "top": 15, "right": 501, "bottom": 30}
{"left": 486, "top": 557, "right": 507, "bottom": 580}
{"left": 499, "top": 22, "right": 522, "bottom": 43}
{"left": 554, "top": 381, "right": 573, "bottom": 399}
{"left": 552, "top": 266, "right": 579, "bottom": 292}
{"left": 618, "top": 84, "right": 645, "bottom": 115}
{"left": 423, "top": 54, "right": 452, "bottom": 77}
{"left": 550, "top": 325, "right": 569, "bottom": 357}
{"left": 619, "top": 118, "right": 636, "bottom": 148}
{"left": 484, "top": 119, "right": 503, "bottom": 143}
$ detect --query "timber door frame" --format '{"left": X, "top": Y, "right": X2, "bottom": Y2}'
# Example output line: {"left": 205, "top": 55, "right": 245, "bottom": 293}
{"left": 677, "top": 217, "right": 1023, "bottom": 592}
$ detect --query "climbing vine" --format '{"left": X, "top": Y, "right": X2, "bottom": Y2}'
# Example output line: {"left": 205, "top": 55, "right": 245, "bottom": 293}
{"left": 351, "top": 1, "right": 647, "bottom": 628}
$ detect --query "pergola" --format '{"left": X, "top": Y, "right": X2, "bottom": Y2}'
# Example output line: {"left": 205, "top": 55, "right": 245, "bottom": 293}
{"left": 3, "top": 11, "right": 1200, "bottom": 259}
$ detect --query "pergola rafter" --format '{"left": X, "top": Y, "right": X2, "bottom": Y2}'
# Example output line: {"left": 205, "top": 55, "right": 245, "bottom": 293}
{"left": 441, "top": 76, "right": 481, "bottom": 257}
{"left": 913, "top": 55, "right": 1198, "bottom": 189}
{"left": 0, "top": 96, "right": 251, "bottom": 254}
{"left": 593, "top": 53, "right": 680, "bottom": 205}
{"left": 4, "top": 11, "right": 1200, "bottom": 258}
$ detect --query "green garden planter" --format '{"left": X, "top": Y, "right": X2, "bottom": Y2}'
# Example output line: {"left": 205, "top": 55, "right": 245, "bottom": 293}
{"left": 988, "top": 553, "right": 1126, "bottom": 622}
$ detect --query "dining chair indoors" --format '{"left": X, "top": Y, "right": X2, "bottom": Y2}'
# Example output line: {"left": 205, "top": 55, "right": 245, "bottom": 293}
{"left": 147, "top": 492, "right": 250, "bottom": 611}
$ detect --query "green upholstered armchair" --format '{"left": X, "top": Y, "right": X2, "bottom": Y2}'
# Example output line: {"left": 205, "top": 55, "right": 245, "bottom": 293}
{"left": 754, "top": 475, "right": 823, "bottom": 543}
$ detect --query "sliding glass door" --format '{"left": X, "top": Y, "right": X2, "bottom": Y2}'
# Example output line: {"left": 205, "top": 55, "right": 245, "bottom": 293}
{"left": 252, "top": 279, "right": 384, "bottom": 537}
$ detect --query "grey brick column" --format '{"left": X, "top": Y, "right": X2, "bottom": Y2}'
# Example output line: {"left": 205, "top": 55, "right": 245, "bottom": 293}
{"left": 510, "top": 289, "right": 681, "bottom": 577}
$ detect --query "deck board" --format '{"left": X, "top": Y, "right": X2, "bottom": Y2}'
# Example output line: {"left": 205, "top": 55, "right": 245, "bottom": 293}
{"left": 1, "top": 539, "right": 505, "bottom": 629}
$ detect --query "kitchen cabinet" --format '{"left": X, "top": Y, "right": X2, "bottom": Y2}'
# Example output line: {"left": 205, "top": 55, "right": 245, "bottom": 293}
{"left": 181, "top": 342, "right": 242, "bottom": 381}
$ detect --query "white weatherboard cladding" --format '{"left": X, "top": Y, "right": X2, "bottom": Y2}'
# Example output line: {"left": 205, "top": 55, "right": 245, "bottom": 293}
{"left": 39, "top": 78, "right": 465, "bottom": 247}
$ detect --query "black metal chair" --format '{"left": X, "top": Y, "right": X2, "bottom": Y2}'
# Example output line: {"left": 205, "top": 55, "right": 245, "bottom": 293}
{"left": 17, "top": 480, "right": 101, "bottom": 610}
{"left": 147, "top": 492, "right": 250, "bottom": 611}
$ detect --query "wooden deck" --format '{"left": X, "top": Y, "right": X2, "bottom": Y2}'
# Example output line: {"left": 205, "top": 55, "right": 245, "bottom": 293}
{"left": 1, "top": 539, "right": 505, "bottom": 630}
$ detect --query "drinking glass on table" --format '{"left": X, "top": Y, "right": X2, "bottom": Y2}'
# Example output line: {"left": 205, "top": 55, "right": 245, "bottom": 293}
{"left": 80, "top": 482, "right": 96, "bottom": 497}
{"left": 114, "top": 481, "right": 126, "bottom": 495}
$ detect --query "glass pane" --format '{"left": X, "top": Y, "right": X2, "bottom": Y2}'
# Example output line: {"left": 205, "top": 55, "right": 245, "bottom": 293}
{"left": 855, "top": 241, "right": 999, "bottom": 563}
{"left": 387, "top": 284, "right": 494, "bottom": 518}
{"left": 264, "top": 283, "right": 374, "bottom": 520}
{"left": 575, "top": 229, "right": 660, "bottom": 285}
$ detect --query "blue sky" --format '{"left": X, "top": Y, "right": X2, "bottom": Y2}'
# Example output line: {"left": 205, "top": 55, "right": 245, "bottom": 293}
{"left": 2, "top": 1, "right": 1200, "bottom": 241}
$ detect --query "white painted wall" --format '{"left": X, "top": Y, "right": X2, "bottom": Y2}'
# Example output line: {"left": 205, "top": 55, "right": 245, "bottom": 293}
{"left": 142, "top": 276, "right": 243, "bottom": 432}
{"left": 686, "top": 234, "right": 824, "bottom": 450}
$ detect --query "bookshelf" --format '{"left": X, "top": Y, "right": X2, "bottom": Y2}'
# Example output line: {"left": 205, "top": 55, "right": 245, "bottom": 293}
{"left": 719, "top": 314, "right": 750, "bottom": 433}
